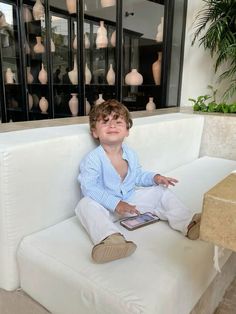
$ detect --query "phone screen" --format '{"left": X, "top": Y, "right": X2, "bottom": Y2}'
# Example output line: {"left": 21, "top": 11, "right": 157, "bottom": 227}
{"left": 120, "top": 212, "right": 160, "bottom": 230}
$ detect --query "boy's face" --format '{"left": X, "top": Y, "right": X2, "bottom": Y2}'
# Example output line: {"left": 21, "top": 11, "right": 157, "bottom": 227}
{"left": 92, "top": 112, "right": 129, "bottom": 145}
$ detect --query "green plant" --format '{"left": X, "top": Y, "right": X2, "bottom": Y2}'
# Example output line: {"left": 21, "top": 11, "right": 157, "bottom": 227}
{"left": 192, "top": 0, "right": 236, "bottom": 100}
{"left": 189, "top": 95, "right": 236, "bottom": 114}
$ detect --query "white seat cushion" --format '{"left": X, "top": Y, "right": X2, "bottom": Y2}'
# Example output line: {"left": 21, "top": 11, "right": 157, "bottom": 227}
{"left": 17, "top": 156, "right": 236, "bottom": 314}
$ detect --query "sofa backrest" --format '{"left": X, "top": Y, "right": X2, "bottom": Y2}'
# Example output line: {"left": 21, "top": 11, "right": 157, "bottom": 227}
{"left": 0, "top": 113, "right": 204, "bottom": 290}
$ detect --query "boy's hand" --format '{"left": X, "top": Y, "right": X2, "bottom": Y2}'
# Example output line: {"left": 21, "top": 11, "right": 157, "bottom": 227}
{"left": 154, "top": 174, "right": 178, "bottom": 187}
{"left": 115, "top": 201, "right": 139, "bottom": 216}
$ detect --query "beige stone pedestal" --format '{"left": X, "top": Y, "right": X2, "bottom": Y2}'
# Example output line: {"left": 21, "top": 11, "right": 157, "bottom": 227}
{"left": 200, "top": 173, "right": 236, "bottom": 251}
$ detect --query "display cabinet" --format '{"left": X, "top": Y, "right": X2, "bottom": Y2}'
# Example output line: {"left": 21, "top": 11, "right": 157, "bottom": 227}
{"left": 0, "top": 0, "right": 187, "bottom": 122}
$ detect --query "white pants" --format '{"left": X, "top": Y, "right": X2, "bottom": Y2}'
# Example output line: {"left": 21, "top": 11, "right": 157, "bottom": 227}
{"left": 75, "top": 186, "right": 194, "bottom": 245}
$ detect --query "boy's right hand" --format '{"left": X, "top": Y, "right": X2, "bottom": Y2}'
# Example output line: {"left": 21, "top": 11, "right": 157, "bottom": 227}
{"left": 115, "top": 201, "right": 139, "bottom": 216}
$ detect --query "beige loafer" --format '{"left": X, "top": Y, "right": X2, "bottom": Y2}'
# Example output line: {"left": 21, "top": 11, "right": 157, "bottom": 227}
{"left": 187, "top": 213, "right": 201, "bottom": 240}
{"left": 92, "top": 233, "right": 137, "bottom": 263}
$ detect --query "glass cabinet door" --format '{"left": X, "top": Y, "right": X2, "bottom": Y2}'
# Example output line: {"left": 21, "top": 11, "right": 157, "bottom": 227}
{"left": 122, "top": 0, "right": 164, "bottom": 111}
{"left": 84, "top": 0, "right": 117, "bottom": 112}
{"left": 0, "top": 1, "right": 24, "bottom": 121}
{"left": 50, "top": 13, "right": 70, "bottom": 117}
{"left": 23, "top": 0, "right": 51, "bottom": 119}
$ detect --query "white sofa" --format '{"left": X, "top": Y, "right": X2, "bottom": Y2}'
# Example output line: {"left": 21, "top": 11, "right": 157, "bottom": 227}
{"left": 0, "top": 112, "right": 236, "bottom": 314}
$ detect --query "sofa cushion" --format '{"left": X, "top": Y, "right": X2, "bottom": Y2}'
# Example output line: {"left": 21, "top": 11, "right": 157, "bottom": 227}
{"left": 17, "top": 156, "right": 236, "bottom": 314}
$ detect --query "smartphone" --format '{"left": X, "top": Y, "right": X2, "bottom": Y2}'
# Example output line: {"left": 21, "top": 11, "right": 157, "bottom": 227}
{"left": 120, "top": 212, "right": 160, "bottom": 231}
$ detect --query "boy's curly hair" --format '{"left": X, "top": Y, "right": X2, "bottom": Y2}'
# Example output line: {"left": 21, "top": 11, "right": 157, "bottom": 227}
{"left": 89, "top": 99, "right": 133, "bottom": 132}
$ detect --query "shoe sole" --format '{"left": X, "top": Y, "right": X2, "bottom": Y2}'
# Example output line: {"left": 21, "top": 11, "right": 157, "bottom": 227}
{"left": 92, "top": 241, "right": 137, "bottom": 263}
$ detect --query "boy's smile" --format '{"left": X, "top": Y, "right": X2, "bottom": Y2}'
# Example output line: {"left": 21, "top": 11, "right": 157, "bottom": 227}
{"left": 92, "top": 113, "right": 129, "bottom": 145}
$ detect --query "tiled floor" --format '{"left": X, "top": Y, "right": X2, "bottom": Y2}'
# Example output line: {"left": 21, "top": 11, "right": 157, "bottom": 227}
{"left": 214, "top": 276, "right": 236, "bottom": 314}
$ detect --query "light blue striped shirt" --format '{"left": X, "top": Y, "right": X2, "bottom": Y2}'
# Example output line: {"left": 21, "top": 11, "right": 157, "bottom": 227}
{"left": 78, "top": 144, "right": 156, "bottom": 212}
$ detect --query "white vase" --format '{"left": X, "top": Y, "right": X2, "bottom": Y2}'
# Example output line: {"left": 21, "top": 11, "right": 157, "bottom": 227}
{"left": 85, "top": 98, "right": 91, "bottom": 115}
{"left": 0, "top": 12, "right": 7, "bottom": 27}
{"left": 110, "top": 30, "right": 116, "bottom": 47}
{"left": 68, "top": 55, "right": 78, "bottom": 85}
{"left": 38, "top": 63, "right": 48, "bottom": 84}
{"left": 146, "top": 97, "right": 156, "bottom": 111}
{"left": 23, "top": 7, "right": 33, "bottom": 22}
{"left": 5, "top": 68, "right": 15, "bottom": 84}
{"left": 125, "top": 69, "right": 143, "bottom": 86}
{"left": 33, "top": 0, "right": 45, "bottom": 20}
{"left": 96, "top": 21, "right": 108, "bottom": 49}
{"left": 106, "top": 64, "right": 115, "bottom": 85}
{"left": 39, "top": 96, "right": 48, "bottom": 113}
{"left": 51, "top": 38, "right": 55, "bottom": 52}
{"left": 33, "top": 36, "right": 45, "bottom": 53}
{"left": 28, "top": 93, "right": 33, "bottom": 110}
{"left": 152, "top": 52, "right": 162, "bottom": 85}
{"left": 25, "top": 38, "right": 30, "bottom": 54}
{"left": 66, "top": 0, "right": 76, "bottom": 14}
{"left": 84, "top": 33, "right": 90, "bottom": 49}
{"left": 85, "top": 63, "right": 92, "bottom": 84}
{"left": 156, "top": 17, "right": 164, "bottom": 42}
{"left": 26, "top": 67, "right": 34, "bottom": 84}
{"left": 101, "top": 0, "right": 116, "bottom": 8}
{"left": 73, "top": 35, "right": 77, "bottom": 50}
{"left": 94, "top": 94, "right": 105, "bottom": 105}
{"left": 69, "top": 93, "right": 79, "bottom": 116}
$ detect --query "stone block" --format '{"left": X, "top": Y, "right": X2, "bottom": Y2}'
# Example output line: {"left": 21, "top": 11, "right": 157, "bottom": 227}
{"left": 200, "top": 173, "right": 236, "bottom": 252}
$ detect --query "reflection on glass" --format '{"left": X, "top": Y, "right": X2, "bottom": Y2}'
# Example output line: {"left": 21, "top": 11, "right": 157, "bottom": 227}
{"left": 51, "top": 15, "right": 70, "bottom": 116}
{"left": 84, "top": 1, "right": 117, "bottom": 108}
{"left": 122, "top": 0, "right": 164, "bottom": 111}
{"left": 0, "top": 2, "right": 22, "bottom": 114}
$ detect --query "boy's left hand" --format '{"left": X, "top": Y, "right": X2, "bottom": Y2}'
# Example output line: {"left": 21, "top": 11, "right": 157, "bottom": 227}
{"left": 154, "top": 174, "right": 178, "bottom": 187}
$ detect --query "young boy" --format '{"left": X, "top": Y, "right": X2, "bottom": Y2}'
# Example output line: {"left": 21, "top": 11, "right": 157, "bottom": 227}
{"left": 75, "top": 100, "right": 201, "bottom": 263}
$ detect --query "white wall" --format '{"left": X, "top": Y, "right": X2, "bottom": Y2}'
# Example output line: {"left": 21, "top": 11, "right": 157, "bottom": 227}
{"left": 180, "top": 0, "right": 235, "bottom": 106}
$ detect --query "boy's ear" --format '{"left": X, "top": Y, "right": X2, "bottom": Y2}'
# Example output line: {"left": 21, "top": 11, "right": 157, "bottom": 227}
{"left": 91, "top": 129, "right": 99, "bottom": 139}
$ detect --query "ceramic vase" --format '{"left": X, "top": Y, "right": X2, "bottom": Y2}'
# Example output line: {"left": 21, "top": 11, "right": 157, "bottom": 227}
{"left": 66, "top": 0, "right": 76, "bottom": 14}
{"left": 25, "top": 38, "right": 30, "bottom": 54}
{"left": 5, "top": 68, "right": 15, "bottom": 84}
{"left": 11, "top": 98, "right": 18, "bottom": 109}
{"left": 73, "top": 35, "right": 77, "bottom": 50}
{"left": 51, "top": 38, "right": 55, "bottom": 52}
{"left": 28, "top": 93, "right": 33, "bottom": 110}
{"left": 84, "top": 33, "right": 90, "bottom": 49}
{"left": 85, "top": 63, "right": 92, "bottom": 84}
{"left": 156, "top": 17, "right": 164, "bottom": 42}
{"left": 85, "top": 98, "right": 91, "bottom": 115}
{"left": 96, "top": 21, "right": 108, "bottom": 49}
{"left": 106, "top": 64, "right": 115, "bottom": 85}
{"left": 0, "top": 12, "right": 7, "bottom": 27}
{"left": 152, "top": 52, "right": 162, "bottom": 85}
{"left": 54, "top": 91, "right": 62, "bottom": 106}
{"left": 94, "top": 93, "right": 105, "bottom": 105}
{"left": 39, "top": 96, "right": 48, "bottom": 113}
{"left": 26, "top": 67, "right": 34, "bottom": 84}
{"left": 68, "top": 55, "right": 78, "bottom": 85}
{"left": 125, "top": 69, "right": 143, "bottom": 86}
{"left": 69, "top": 93, "right": 79, "bottom": 116}
{"left": 23, "top": 7, "right": 33, "bottom": 22}
{"left": 146, "top": 97, "right": 156, "bottom": 111}
{"left": 32, "top": 94, "right": 39, "bottom": 107}
{"left": 33, "top": 0, "right": 45, "bottom": 20}
{"left": 110, "top": 30, "right": 116, "bottom": 47}
{"left": 101, "top": 0, "right": 116, "bottom": 8}
{"left": 38, "top": 63, "right": 48, "bottom": 84}
{"left": 33, "top": 36, "right": 45, "bottom": 54}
